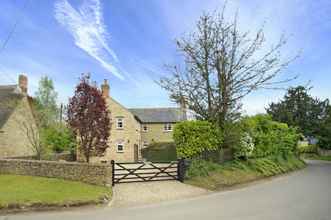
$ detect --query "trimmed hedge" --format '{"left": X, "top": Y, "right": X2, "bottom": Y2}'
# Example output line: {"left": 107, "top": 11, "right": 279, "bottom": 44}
{"left": 173, "top": 121, "right": 222, "bottom": 159}
{"left": 141, "top": 142, "right": 177, "bottom": 162}
{"left": 298, "top": 144, "right": 317, "bottom": 154}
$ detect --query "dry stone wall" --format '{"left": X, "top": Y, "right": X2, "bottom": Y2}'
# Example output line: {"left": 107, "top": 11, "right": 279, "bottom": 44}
{"left": 0, "top": 159, "right": 112, "bottom": 186}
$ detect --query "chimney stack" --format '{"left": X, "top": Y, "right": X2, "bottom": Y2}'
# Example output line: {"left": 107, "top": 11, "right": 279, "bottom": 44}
{"left": 18, "top": 74, "right": 28, "bottom": 94}
{"left": 101, "top": 79, "right": 109, "bottom": 98}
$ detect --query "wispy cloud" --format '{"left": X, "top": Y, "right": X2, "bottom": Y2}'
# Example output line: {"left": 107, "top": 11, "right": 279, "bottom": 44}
{"left": 54, "top": 0, "right": 124, "bottom": 79}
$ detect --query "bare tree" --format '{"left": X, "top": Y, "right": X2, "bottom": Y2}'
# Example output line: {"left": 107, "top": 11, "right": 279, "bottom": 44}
{"left": 4, "top": 96, "right": 45, "bottom": 160}
{"left": 159, "top": 7, "right": 296, "bottom": 128}
{"left": 21, "top": 118, "right": 43, "bottom": 160}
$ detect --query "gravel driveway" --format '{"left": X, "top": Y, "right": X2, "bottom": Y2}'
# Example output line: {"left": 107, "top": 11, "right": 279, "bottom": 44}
{"left": 111, "top": 180, "right": 210, "bottom": 207}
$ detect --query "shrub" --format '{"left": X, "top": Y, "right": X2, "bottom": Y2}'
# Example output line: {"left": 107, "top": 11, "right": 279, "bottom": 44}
{"left": 233, "top": 132, "right": 255, "bottom": 160}
{"left": 241, "top": 114, "right": 300, "bottom": 158}
{"left": 41, "top": 124, "right": 76, "bottom": 153}
{"left": 317, "top": 107, "right": 331, "bottom": 150}
{"left": 318, "top": 139, "right": 331, "bottom": 150}
{"left": 173, "top": 121, "right": 222, "bottom": 159}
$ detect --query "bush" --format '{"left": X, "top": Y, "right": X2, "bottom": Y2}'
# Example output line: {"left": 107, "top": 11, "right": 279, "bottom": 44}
{"left": 41, "top": 124, "right": 76, "bottom": 153}
{"left": 241, "top": 114, "right": 300, "bottom": 158}
{"left": 173, "top": 121, "right": 222, "bottom": 159}
{"left": 233, "top": 132, "right": 255, "bottom": 160}
{"left": 317, "top": 108, "right": 331, "bottom": 150}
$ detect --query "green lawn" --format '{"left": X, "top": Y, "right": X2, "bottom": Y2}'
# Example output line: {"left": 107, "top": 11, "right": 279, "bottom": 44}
{"left": 0, "top": 175, "right": 111, "bottom": 210}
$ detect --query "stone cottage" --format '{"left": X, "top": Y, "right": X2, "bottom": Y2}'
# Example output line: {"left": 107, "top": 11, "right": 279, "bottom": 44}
{"left": 0, "top": 75, "right": 36, "bottom": 158}
{"left": 89, "top": 79, "right": 186, "bottom": 163}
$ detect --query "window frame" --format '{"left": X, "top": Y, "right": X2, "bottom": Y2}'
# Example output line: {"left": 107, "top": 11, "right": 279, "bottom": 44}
{"left": 116, "top": 117, "right": 124, "bottom": 129}
{"left": 116, "top": 142, "right": 124, "bottom": 153}
{"left": 143, "top": 141, "right": 149, "bottom": 148}
{"left": 163, "top": 123, "right": 172, "bottom": 132}
{"left": 142, "top": 124, "right": 148, "bottom": 132}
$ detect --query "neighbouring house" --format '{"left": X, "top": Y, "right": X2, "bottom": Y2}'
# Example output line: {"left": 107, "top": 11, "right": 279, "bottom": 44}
{"left": 0, "top": 75, "right": 36, "bottom": 158}
{"left": 87, "top": 79, "right": 187, "bottom": 163}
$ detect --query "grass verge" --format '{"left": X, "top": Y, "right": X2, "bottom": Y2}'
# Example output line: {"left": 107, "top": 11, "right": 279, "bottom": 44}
{"left": 303, "top": 154, "right": 331, "bottom": 161}
{"left": 185, "top": 154, "right": 306, "bottom": 191}
{"left": 0, "top": 175, "right": 111, "bottom": 211}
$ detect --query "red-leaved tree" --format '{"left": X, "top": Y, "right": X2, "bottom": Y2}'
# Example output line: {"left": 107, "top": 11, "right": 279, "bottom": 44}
{"left": 67, "top": 74, "right": 110, "bottom": 163}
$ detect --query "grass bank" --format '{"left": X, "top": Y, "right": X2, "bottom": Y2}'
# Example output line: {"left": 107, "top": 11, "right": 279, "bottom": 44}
{"left": 0, "top": 175, "right": 111, "bottom": 211}
{"left": 185, "top": 154, "right": 306, "bottom": 191}
{"left": 302, "top": 154, "right": 331, "bottom": 161}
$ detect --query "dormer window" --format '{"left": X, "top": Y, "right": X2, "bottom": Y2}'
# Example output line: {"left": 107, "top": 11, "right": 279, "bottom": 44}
{"left": 116, "top": 117, "right": 124, "bottom": 129}
{"left": 164, "top": 123, "right": 172, "bottom": 132}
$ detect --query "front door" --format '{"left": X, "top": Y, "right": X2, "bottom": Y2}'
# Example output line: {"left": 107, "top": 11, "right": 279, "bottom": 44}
{"left": 134, "top": 144, "right": 139, "bottom": 162}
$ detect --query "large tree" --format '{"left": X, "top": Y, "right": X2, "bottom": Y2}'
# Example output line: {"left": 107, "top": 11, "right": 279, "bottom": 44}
{"left": 67, "top": 75, "right": 111, "bottom": 163}
{"left": 34, "top": 76, "right": 58, "bottom": 127}
{"left": 266, "top": 86, "right": 329, "bottom": 137}
{"left": 317, "top": 106, "right": 331, "bottom": 149}
{"left": 159, "top": 8, "right": 295, "bottom": 128}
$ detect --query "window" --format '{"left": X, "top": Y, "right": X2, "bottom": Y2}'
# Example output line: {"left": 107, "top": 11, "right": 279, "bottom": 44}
{"left": 143, "top": 125, "right": 148, "bottom": 132}
{"left": 143, "top": 141, "right": 149, "bottom": 148}
{"left": 117, "top": 143, "right": 124, "bottom": 153}
{"left": 164, "top": 123, "right": 172, "bottom": 131}
{"left": 116, "top": 118, "right": 124, "bottom": 129}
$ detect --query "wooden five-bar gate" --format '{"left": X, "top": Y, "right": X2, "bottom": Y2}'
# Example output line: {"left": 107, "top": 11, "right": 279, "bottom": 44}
{"left": 111, "top": 159, "right": 185, "bottom": 186}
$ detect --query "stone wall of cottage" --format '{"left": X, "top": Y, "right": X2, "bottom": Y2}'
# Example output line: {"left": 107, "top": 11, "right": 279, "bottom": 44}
{"left": 0, "top": 97, "right": 35, "bottom": 158}
{"left": 0, "top": 159, "right": 112, "bottom": 186}
{"left": 84, "top": 97, "right": 141, "bottom": 163}
{"left": 140, "top": 123, "right": 175, "bottom": 146}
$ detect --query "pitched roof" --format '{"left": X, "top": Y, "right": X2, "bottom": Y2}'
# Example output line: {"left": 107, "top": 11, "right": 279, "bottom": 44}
{"left": 0, "top": 85, "right": 23, "bottom": 128}
{"left": 128, "top": 107, "right": 185, "bottom": 123}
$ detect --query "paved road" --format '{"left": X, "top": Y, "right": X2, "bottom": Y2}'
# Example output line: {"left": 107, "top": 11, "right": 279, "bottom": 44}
{"left": 3, "top": 160, "right": 331, "bottom": 220}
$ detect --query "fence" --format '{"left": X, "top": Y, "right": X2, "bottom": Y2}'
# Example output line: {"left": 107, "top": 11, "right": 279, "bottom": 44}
{"left": 111, "top": 159, "right": 185, "bottom": 186}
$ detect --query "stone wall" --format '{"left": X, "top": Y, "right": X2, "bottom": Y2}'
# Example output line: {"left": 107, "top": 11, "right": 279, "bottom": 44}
{"left": 317, "top": 148, "right": 331, "bottom": 156}
{"left": 0, "top": 159, "right": 112, "bottom": 186}
{"left": 140, "top": 123, "right": 175, "bottom": 144}
{"left": 86, "top": 96, "right": 141, "bottom": 163}
{"left": 0, "top": 96, "right": 36, "bottom": 158}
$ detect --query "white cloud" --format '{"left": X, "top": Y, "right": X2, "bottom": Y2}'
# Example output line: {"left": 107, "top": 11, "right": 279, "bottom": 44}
{"left": 54, "top": 0, "right": 123, "bottom": 79}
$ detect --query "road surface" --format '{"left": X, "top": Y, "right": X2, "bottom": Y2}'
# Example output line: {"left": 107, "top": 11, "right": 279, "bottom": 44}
{"left": 3, "top": 160, "right": 331, "bottom": 220}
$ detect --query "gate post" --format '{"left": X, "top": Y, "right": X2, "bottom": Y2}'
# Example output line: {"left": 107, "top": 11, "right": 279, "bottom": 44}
{"left": 111, "top": 160, "right": 115, "bottom": 186}
{"left": 177, "top": 158, "right": 185, "bottom": 182}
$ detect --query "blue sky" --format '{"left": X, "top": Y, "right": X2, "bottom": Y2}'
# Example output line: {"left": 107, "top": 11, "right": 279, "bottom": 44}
{"left": 0, "top": 0, "right": 330, "bottom": 114}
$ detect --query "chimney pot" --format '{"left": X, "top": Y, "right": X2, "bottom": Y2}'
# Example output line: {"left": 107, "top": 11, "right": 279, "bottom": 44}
{"left": 18, "top": 74, "right": 28, "bottom": 94}
{"left": 101, "top": 79, "right": 110, "bottom": 98}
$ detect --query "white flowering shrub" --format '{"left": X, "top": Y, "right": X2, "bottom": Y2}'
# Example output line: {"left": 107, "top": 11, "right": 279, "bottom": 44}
{"left": 234, "top": 132, "right": 255, "bottom": 159}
